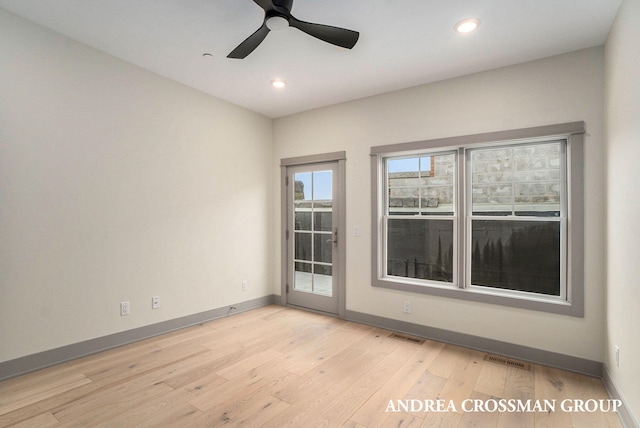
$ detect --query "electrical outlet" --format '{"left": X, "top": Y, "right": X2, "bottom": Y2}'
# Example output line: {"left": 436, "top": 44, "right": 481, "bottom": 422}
{"left": 242, "top": 280, "right": 248, "bottom": 291}
{"left": 120, "top": 301, "right": 130, "bottom": 316}
{"left": 152, "top": 296, "right": 160, "bottom": 309}
{"left": 403, "top": 301, "right": 411, "bottom": 314}
{"left": 615, "top": 346, "right": 619, "bottom": 367}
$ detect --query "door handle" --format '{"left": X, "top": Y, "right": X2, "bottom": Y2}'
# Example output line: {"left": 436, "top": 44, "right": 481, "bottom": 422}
{"left": 333, "top": 228, "right": 338, "bottom": 245}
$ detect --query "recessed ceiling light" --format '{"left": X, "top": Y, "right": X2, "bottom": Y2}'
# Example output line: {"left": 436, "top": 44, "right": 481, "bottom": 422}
{"left": 271, "top": 79, "right": 286, "bottom": 89}
{"left": 455, "top": 18, "right": 480, "bottom": 33}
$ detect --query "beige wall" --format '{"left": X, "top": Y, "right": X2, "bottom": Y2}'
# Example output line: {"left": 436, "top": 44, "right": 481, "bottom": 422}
{"left": 0, "top": 9, "right": 273, "bottom": 362}
{"left": 605, "top": 0, "right": 640, "bottom": 421}
{"left": 273, "top": 47, "right": 606, "bottom": 362}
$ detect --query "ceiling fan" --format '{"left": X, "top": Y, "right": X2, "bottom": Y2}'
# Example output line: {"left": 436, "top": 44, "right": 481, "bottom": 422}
{"left": 228, "top": 0, "right": 359, "bottom": 59}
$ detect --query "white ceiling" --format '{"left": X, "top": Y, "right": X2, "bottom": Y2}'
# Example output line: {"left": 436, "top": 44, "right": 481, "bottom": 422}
{"left": 0, "top": 0, "right": 621, "bottom": 118}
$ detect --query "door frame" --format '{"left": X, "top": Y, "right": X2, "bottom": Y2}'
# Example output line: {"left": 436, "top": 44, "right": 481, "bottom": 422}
{"left": 280, "top": 151, "right": 346, "bottom": 318}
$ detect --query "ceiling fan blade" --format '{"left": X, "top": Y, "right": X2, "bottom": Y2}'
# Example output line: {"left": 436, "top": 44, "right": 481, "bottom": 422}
{"left": 227, "top": 23, "right": 270, "bottom": 59}
{"left": 252, "top": 0, "right": 274, "bottom": 11}
{"left": 289, "top": 17, "right": 359, "bottom": 49}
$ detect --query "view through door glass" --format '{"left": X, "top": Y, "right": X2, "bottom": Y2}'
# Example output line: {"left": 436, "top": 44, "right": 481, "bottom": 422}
{"left": 293, "top": 170, "right": 333, "bottom": 296}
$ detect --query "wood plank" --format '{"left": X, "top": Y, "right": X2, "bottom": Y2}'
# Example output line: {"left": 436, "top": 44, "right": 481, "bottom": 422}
{"left": 275, "top": 321, "right": 373, "bottom": 376}
{"left": 90, "top": 389, "right": 194, "bottom": 428}
{"left": 496, "top": 407, "right": 535, "bottom": 428}
{"left": 435, "top": 348, "right": 484, "bottom": 411}
{"left": 0, "top": 374, "right": 90, "bottom": 416}
{"left": 198, "top": 394, "right": 289, "bottom": 427}
{"left": 495, "top": 365, "right": 535, "bottom": 427}
{"left": 0, "top": 363, "right": 75, "bottom": 395}
{"left": 381, "top": 412, "right": 425, "bottom": 428}
{"left": 405, "top": 371, "right": 448, "bottom": 401}
{"left": 215, "top": 349, "right": 284, "bottom": 380}
{"left": 426, "top": 344, "right": 470, "bottom": 379}
{"left": 82, "top": 342, "right": 209, "bottom": 384}
{"left": 262, "top": 342, "right": 391, "bottom": 426}
{"left": 143, "top": 349, "right": 224, "bottom": 390}
{"left": 272, "top": 327, "right": 392, "bottom": 405}
{"left": 503, "top": 365, "right": 534, "bottom": 400}
{"left": 164, "top": 340, "right": 280, "bottom": 389}
{"left": 473, "top": 359, "right": 508, "bottom": 398}
{"left": 533, "top": 365, "right": 573, "bottom": 428}
{"left": 0, "top": 381, "right": 102, "bottom": 427}
{"left": 350, "top": 340, "right": 444, "bottom": 428}
{"left": 51, "top": 380, "right": 174, "bottom": 425}
{"left": 420, "top": 410, "right": 463, "bottom": 428}
{"left": 344, "top": 421, "right": 369, "bottom": 428}
{"left": 134, "top": 404, "right": 203, "bottom": 428}
{"left": 187, "top": 363, "right": 295, "bottom": 413}
{"left": 179, "top": 371, "right": 228, "bottom": 397}
{"left": 6, "top": 412, "right": 60, "bottom": 428}
{"left": 314, "top": 338, "right": 424, "bottom": 426}
{"left": 457, "top": 391, "right": 500, "bottom": 428}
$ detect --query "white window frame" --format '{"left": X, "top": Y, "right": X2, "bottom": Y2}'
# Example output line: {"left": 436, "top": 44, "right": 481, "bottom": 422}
{"left": 370, "top": 122, "right": 585, "bottom": 317}
{"left": 382, "top": 149, "right": 458, "bottom": 288}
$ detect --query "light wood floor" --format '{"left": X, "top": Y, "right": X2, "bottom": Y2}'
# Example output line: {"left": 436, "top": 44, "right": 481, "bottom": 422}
{"left": 0, "top": 305, "right": 622, "bottom": 427}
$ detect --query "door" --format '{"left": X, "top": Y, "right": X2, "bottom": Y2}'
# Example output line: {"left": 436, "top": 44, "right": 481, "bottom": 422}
{"left": 286, "top": 162, "right": 340, "bottom": 315}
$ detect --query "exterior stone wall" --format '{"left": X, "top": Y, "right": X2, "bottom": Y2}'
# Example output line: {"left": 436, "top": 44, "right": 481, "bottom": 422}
{"left": 471, "top": 142, "right": 561, "bottom": 213}
{"left": 388, "top": 153, "right": 455, "bottom": 213}
{"left": 388, "top": 141, "right": 562, "bottom": 214}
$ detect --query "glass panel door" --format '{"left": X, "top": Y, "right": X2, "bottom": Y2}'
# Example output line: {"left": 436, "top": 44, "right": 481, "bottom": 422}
{"left": 287, "top": 163, "right": 339, "bottom": 314}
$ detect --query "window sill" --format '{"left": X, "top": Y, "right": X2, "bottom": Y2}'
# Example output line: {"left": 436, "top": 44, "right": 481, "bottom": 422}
{"left": 372, "top": 277, "right": 580, "bottom": 317}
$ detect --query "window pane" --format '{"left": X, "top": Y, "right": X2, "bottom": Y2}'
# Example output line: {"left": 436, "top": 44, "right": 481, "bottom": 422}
{"left": 312, "top": 171, "right": 332, "bottom": 201}
{"left": 295, "top": 211, "right": 311, "bottom": 231}
{"left": 294, "top": 173, "right": 312, "bottom": 201}
{"left": 295, "top": 261, "right": 312, "bottom": 273}
{"left": 295, "top": 232, "right": 312, "bottom": 261}
{"left": 421, "top": 153, "right": 455, "bottom": 214}
{"left": 294, "top": 262, "right": 312, "bottom": 292}
{"left": 314, "top": 211, "right": 332, "bottom": 231}
{"left": 387, "top": 152, "right": 455, "bottom": 214}
{"left": 387, "top": 219, "right": 454, "bottom": 282}
{"left": 471, "top": 220, "right": 560, "bottom": 295}
{"left": 388, "top": 187, "right": 419, "bottom": 213}
{"left": 420, "top": 156, "right": 432, "bottom": 176}
{"left": 313, "top": 265, "right": 332, "bottom": 296}
{"left": 314, "top": 233, "right": 332, "bottom": 263}
{"left": 314, "top": 264, "right": 332, "bottom": 276}
{"left": 471, "top": 142, "right": 562, "bottom": 216}
{"left": 388, "top": 157, "right": 419, "bottom": 175}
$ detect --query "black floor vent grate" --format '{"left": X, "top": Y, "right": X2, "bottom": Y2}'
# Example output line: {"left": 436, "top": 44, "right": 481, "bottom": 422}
{"left": 484, "top": 354, "right": 531, "bottom": 371}
{"left": 388, "top": 332, "right": 425, "bottom": 344}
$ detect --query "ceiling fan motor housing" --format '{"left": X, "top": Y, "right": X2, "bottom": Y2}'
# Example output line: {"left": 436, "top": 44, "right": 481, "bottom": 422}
{"left": 266, "top": 15, "right": 289, "bottom": 31}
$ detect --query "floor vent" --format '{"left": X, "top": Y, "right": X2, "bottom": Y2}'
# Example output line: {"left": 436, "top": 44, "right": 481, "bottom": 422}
{"left": 484, "top": 354, "right": 531, "bottom": 371}
{"left": 389, "top": 333, "right": 425, "bottom": 344}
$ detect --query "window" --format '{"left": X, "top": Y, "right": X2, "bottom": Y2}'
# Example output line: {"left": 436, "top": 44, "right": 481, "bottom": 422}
{"left": 371, "top": 123, "right": 584, "bottom": 316}
{"left": 385, "top": 153, "right": 456, "bottom": 284}
{"left": 468, "top": 142, "right": 565, "bottom": 297}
